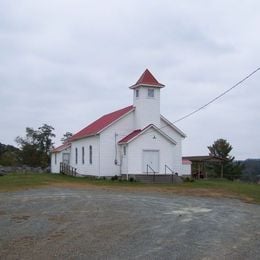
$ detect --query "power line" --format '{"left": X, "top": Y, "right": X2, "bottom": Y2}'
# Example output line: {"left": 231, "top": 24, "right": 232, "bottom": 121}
{"left": 172, "top": 67, "right": 260, "bottom": 124}
{"left": 117, "top": 67, "right": 260, "bottom": 139}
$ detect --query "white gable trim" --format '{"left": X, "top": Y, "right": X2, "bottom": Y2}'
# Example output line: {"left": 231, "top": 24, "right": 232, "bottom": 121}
{"left": 160, "top": 115, "right": 186, "bottom": 138}
{"left": 119, "top": 124, "right": 177, "bottom": 145}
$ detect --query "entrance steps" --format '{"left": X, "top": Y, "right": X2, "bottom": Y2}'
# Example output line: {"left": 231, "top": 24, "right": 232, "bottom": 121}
{"left": 122, "top": 174, "right": 183, "bottom": 184}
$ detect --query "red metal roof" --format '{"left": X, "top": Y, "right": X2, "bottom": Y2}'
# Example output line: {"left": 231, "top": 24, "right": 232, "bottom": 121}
{"left": 118, "top": 129, "right": 142, "bottom": 144}
{"left": 52, "top": 142, "right": 71, "bottom": 153}
{"left": 130, "top": 69, "right": 165, "bottom": 89}
{"left": 70, "top": 105, "right": 134, "bottom": 141}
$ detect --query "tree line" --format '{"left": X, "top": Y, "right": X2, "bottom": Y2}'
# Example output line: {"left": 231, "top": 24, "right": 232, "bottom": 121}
{"left": 0, "top": 124, "right": 56, "bottom": 168}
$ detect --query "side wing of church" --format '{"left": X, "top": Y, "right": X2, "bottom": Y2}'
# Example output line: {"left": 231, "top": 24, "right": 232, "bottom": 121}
{"left": 51, "top": 69, "right": 187, "bottom": 177}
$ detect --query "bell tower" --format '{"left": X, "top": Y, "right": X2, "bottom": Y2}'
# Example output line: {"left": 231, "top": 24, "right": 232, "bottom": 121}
{"left": 130, "top": 69, "right": 165, "bottom": 129}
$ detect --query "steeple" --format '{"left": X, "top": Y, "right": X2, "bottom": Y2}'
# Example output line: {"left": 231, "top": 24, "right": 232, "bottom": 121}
{"left": 130, "top": 69, "right": 165, "bottom": 129}
{"left": 130, "top": 69, "right": 165, "bottom": 89}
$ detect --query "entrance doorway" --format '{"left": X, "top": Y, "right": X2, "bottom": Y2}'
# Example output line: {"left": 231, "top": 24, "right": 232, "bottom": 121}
{"left": 143, "top": 150, "right": 159, "bottom": 173}
{"left": 62, "top": 153, "right": 70, "bottom": 165}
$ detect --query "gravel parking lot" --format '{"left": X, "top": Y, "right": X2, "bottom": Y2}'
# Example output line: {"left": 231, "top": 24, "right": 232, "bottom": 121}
{"left": 0, "top": 187, "right": 260, "bottom": 259}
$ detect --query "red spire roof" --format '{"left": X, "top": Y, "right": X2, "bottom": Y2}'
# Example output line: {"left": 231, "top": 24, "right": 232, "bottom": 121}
{"left": 130, "top": 69, "right": 165, "bottom": 89}
{"left": 70, "top": 105, "right": 134, "bottom": 141}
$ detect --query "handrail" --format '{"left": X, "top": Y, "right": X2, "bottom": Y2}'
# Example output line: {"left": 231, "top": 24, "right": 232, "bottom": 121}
{"left": 60, "top": 162, "right": 77, "bottom": 176}
{"left": 165, "top": 164, "right": 174, "bottom": 174}
{"left": 146, "top": 164, "right": 156, "bottom": 175}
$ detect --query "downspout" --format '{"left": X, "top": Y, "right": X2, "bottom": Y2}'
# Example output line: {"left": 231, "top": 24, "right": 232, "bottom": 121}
{"left": 114, "top": 132, "right": 118, "bottom": 165}
{"left": 114, "top": 132, "right": 123, "bottom": 176}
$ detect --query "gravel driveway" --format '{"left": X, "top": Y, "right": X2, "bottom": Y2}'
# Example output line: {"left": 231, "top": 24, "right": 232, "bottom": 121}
{"left": 0, "top": 187, "right": 260, "bottom": 259}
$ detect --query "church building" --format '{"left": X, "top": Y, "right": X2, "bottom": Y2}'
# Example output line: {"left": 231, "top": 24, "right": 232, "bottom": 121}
{"left": 51, "top": 69, "right": 187, "bottom": 177}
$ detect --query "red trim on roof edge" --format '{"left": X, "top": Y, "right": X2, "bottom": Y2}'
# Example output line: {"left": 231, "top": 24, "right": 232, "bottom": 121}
{"left": 130, "top": 69, "right": 165, "bottom": 89}
{"left": 52, "top": 142, "right": 71, "bottom": 153}
{"left": 70, "top": 105, "right": 134, "bottom": 141}
{"left": 118, "top": 129, "right": 142, "bottom": 144}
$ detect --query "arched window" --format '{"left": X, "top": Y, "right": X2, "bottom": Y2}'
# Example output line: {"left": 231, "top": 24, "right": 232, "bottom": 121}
{"left": 89, "top": 145, "right": 92, "bottom": 164}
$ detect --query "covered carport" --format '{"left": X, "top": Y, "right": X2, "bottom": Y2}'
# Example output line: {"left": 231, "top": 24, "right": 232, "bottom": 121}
{"left": 182, "top": 155, "right": 227, "bottom": 179}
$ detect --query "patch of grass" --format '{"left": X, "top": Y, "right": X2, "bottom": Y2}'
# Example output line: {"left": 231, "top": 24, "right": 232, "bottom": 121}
{"left": 178, "top": 179, "right": 260, "bottom": 203}
{"left": 0, "top": 173, "right": 259, "bottom": 203}
{"left": 0, "top": 173, "right": 143, "bottom": 191}
{"left": 0, "top": 173, "right": 65, "bottom": 191}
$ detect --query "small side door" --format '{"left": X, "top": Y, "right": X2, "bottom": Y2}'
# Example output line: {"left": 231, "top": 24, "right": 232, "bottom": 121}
{"left": 62, "top": 153, "right": 70, "bottom": 165}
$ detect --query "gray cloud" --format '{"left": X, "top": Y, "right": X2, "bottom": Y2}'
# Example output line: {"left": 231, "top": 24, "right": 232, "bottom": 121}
{"left": 0, "top": 0, "right": 259, "bottom": 159}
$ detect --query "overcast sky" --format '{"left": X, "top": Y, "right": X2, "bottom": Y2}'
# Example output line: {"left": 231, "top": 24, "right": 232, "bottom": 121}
{"left": 0, "top": 0, "right": 259, "bottom": 160}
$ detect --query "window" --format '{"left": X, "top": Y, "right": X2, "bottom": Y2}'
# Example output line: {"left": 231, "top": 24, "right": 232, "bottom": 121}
{"left": 82, "top": 147, "right": 85, "bottom": 164}
{"left": 148, "top": 88, "right": 154, "bottom": 98}
{"left": 89, "top": 145, "right": 92, "bottom": 164}
{"left": 123, "top": 146, "right": 126, "bottom": 156}
{"left": 135, "top": 89, "right": 139, "bottom": 98}
{"left": 75, "top": 148, "right": 78, "bottom": 164}
{"left": 55, "top": 153, "right": 57, "bottom": 164}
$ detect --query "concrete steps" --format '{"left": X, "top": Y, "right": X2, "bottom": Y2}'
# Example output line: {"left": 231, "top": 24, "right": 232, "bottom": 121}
{"left": 123, "top": 174, "right": 183, "bottom": 184}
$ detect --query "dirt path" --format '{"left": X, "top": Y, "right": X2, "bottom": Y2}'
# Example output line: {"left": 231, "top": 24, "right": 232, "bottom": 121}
{"left": 1, "top": 187, "right": 260, "bottom": 259}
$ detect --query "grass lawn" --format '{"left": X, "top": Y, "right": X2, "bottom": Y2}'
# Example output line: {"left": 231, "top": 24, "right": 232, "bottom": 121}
{"left": 0, "top": 173, "right": 260, "bottom": 204}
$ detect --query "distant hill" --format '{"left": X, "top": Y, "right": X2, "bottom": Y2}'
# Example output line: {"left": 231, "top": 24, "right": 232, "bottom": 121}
{"left": 240, "top": 159, "right": 260, "bottom": 182}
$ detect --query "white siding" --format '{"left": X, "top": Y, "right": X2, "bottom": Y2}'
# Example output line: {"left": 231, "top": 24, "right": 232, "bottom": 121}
{"left": 133, "top": 87, "right": 161, "bottom": 129}
{"left": 51, "top": 153, "right": 61, "bottom": 173}
{"left": 121, "top": 145, "right": 128, "bottom": 175}
{"left": 127, "top": 128, "right": 177, "bottom": 174}
{"left": 70, "top": 136, "right": 100, "bottom": 176}
{"left": 160, "top": 118, "right": 184, "bottom": 174}
{"left": 99, "top": 111, "right": 135, "bottom": 176}
{"left": 51, "top": 147, "right": 71, "bottom": 173}
{"left": 181, "top": 163, "right": 191, "bottom": 176}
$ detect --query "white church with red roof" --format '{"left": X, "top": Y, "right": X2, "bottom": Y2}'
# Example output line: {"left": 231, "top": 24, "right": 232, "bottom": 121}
{"left": 51, "top": 69, "right": 188, "bottom": 177}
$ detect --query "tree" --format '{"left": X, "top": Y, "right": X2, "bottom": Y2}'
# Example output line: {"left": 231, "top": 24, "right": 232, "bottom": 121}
{"left": 208, "top": 138, "right": 234, "bottom": 161}
{"left": 16, "top": 124, "right": 55, "bottom": 168}
{"left": 61, "top": 132, "right": 73, "bottom": 144}
{"left": 207, "top": 138, "right": 242, "bottom": 179}
{"left": 0, "top": 143, "right": 21, "bottom": 166}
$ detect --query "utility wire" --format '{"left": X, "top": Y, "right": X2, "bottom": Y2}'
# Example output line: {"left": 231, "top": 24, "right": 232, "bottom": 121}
{"left": 117, "top": 67, "right": 260, "bottom": 139}
{"left": 172, "top": 67, "right": 260, "bottom": 124}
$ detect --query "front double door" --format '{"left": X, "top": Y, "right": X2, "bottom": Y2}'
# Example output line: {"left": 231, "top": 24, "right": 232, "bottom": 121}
{"left": 143, "top": 150, "right": 159, "bottom": 173}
